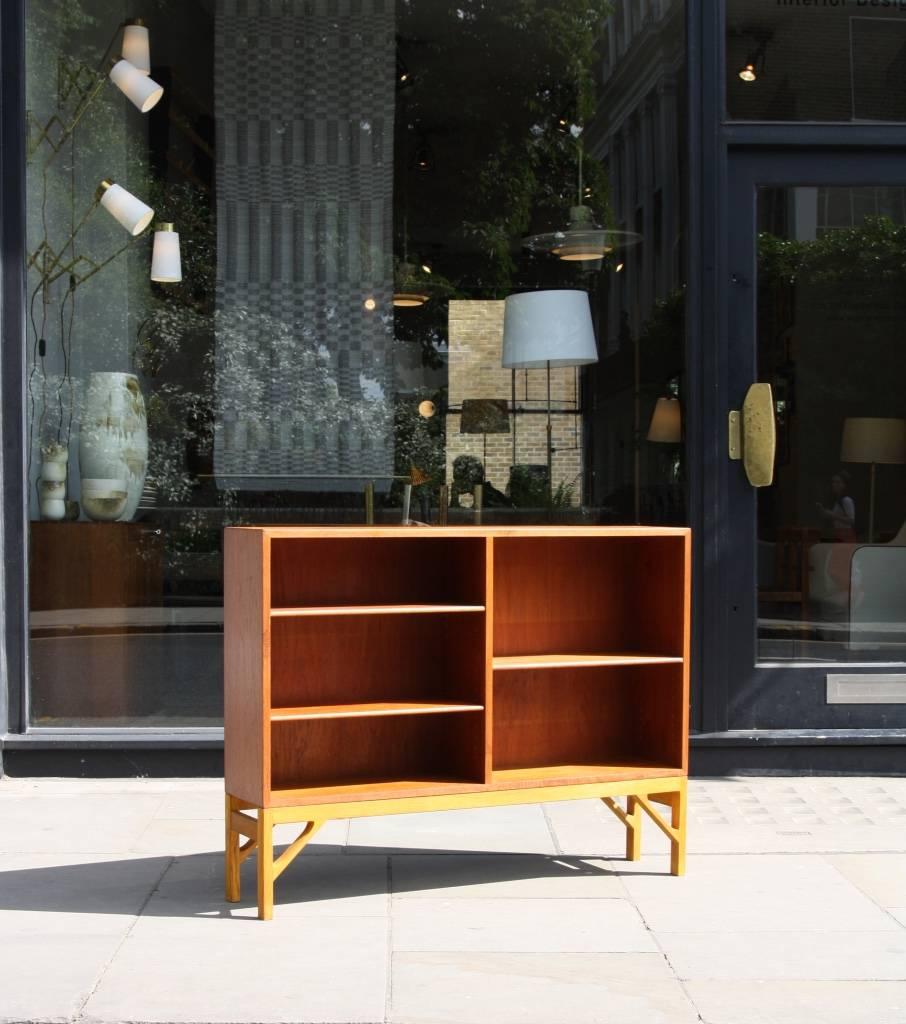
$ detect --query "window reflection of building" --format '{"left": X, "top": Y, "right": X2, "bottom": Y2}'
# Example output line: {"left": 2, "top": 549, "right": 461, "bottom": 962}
{"left": 584, "top": 0, "right": 686, "bottom": 524}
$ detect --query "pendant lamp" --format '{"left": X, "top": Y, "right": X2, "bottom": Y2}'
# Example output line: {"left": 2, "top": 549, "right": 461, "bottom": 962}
{"left": 522, "top": 129, "right": 640, "bottom": 262}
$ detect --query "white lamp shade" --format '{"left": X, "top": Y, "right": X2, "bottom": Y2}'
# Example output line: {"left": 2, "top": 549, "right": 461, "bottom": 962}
{"left": 99, "top": 183, "right": 155, "bottom": 236}
{"left": 647, "top": 397, "right": 682, "bottom": 443}
{"left": 121, "top": 23, "right": 151, "bottom": 74}
{"left": 109, "top": 59, "right": 163, "bottom": 112}
{"left": 151, "top": 227, "right": 182, "bottom": 282}
{"left": 501, "top": 289, "right": 597, "bottom": 368}
{"left": 841, "top": 417, "right": 906, "bottom": 465}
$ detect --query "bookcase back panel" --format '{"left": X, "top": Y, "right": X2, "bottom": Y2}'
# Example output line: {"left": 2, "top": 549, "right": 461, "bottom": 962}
{"left": 492, "top": 664, "right": 685, "bottom": 771}
{"left": 270, "top": 713, "right": 485, "bottom": 791}
{"left": 271, "top": 537, "right": 486, "bottom": 608}
{"left": 493, "top": 537, "right": 685, "bottom": 657}
{"left": 270, "top": 613, "right": 486, "bottom": 708}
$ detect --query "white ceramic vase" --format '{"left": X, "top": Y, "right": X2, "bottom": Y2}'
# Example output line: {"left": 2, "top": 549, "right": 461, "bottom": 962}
{"left": 78, "top": 372, "right": 148, "bottom": 522}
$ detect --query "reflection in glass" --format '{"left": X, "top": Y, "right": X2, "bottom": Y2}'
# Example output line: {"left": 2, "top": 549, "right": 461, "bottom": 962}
{"left": 25, "top": 0, "right": 687, "bottom": 725}
{"left": 727, "top": 1, "right": 906, "bottom": 122}
{"left": 757, "top": 188, "right": 906, "bottom": 662}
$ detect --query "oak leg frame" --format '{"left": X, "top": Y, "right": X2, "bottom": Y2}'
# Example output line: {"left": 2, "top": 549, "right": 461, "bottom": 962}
{"left": 225, "top": 778, "right": 687, "bottom": 920}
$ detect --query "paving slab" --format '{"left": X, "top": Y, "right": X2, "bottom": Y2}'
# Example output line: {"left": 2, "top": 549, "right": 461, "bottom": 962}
{"left": 0, "top": 853, "right": 168, "bottom": 1024}
{"left": 390, "top": 952, "right": 698, "bottom": 1024}
{"left": 542, "top": 798, "right": 627, "bottom": 856}
{"left": 82, "top": 914, "right": 388, "bottom": 1024}
{"left": 686, "top": 979, "right": 906, "bottom": 1023}
{"left": 348, "top": 803, "right": 557, "bottom": 855}
{"left": 0, "top": 792, "right": 163, "bottom": 853}
{"left": 659, "top": 929, "right": 906, "bottom": 980}
{"left": 392, "top": 896, "right": 656, "bottom": 953}
{"left": 390, "top": 853, "right": 623, "bottom": 899}
{"left": 144, "top": 851, "right": 389, "bottom": 919}
{"left": 829, "top": 853, "right": 906, "bottom": 908}
{"left": 617, "top": 852, "right": 899, "bottom": 932}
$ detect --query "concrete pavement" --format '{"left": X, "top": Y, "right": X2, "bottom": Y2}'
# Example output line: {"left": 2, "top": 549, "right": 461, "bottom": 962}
{"left": 1, "top": 775, "right": 905, "bottom": 1023}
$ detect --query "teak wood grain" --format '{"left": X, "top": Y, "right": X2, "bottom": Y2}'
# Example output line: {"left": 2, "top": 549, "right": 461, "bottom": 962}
{"left": 224, "top": 526, "right": 690, "bottom": 804}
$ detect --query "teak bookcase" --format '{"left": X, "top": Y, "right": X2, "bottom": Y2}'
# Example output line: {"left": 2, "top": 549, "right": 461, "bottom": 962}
{"left": 224, "top": 525, "right": 691, "bottom": 919}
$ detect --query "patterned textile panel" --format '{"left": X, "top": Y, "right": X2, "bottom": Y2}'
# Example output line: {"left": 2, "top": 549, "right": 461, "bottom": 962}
{"left": 214, "top": 0, "right": 396, "bottom": 491}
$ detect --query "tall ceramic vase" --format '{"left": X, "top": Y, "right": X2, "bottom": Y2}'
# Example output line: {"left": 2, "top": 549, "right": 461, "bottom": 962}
{"left": 79, "top": 372, "right": 148, "bottom": 522}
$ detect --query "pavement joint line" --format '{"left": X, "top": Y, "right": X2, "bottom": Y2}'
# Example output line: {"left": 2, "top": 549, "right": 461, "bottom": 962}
{"left": 384, "top": 855, "right": 393, "bottom": 1024}
{"left": 541, "top": 803, "right": 563, "bottom": 855}
{"left": 824, "top": 856, "right": 906, "bottom": 931}
{"left": 606, "top": 857, "right": 706, "bottom": 1022}
{"left": 74, "top": 854, "right": 176, "bottom": 1023}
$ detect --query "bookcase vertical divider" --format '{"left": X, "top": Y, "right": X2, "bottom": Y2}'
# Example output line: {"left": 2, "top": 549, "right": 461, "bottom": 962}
{"left": 483, "top": 535, "right": 495, "bottom": 783}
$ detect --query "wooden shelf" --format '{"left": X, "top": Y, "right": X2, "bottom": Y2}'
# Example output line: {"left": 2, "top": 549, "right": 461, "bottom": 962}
{"left": 270, "top": 603, "right": 485, "bottom": 617}
{"left": 270, "top": 776, "right": 487, "bottom": 805}
{"left": 271, "top": 701, "right": 484, "bottom": 721}
{"left": 492, "top": 763, "right": 684, "bottom": 788}
{"left": 493, "top": 653, "right": 683, "bottom": 670}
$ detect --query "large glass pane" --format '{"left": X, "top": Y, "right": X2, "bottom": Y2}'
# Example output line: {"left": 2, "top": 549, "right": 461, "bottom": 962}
{"left": 757, "top": 186, "right": 906, "bottom": 661}
{"left": 726, "top": 1, "right": 906, "bottom": 122}
{"left": 25, "top": 0, "right": 686, "bottom": 726}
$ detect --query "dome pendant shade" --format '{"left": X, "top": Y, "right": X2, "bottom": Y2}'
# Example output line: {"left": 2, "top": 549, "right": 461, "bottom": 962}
{"left": 109, "top": 59, "right": 163, "bottom": 112}
{"left": 522, "top": 206, "right": 641, "bottom": 261}
{"left": 502, "top": 290, "right": 597, "bottom": 368}
{"left": 151, "top": 223, "right": 182, "bottom": 282}
{"left": 393, "top": 260, "right": 431, "bottom": 308}
{"left": 122, "top": 21, "right": 151, "bottom": 74}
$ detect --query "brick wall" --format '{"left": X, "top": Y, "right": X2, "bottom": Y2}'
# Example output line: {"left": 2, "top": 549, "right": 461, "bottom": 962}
{"left": 446, "top": 300, "right": 584, "bottom": 505}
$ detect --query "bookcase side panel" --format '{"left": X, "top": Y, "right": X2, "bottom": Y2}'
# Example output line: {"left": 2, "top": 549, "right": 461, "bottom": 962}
{"left": 224, "top": 529, "right": 268, "bottom": 806}
{"left": 483, "top": 536, "right": 495, "bottom": 782}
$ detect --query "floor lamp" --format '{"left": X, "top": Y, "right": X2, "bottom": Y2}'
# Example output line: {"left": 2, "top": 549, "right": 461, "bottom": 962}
{"left": 840, "top": 417, "right": 906, "bottom": 542}
{"left": 501, "top": 290, "right": 598, "bottom": 504}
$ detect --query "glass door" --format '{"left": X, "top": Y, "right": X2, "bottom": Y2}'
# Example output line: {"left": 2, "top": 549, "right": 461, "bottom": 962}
{"left": 726, "top": 151, "right": 906, "bottom": 729}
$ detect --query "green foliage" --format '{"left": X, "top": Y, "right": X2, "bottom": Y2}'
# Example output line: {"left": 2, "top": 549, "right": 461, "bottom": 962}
{"left": 758, "top": 216, "right": 906, "bottom": 288}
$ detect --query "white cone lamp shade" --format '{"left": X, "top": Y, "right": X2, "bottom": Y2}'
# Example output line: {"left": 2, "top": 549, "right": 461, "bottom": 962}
{"left": 502, "top": 290, "right": 598, "bottom": 368}
{"left": 151, "top": 223, "right": 182, "bottom": 282}
{"left": 109, "top": 59, "right": 163, "bottom": 112}
{"left": 647, "top": 397, "right": 682, "bottom": 443}
{"left": 121, "top": 21, "right": 151, "bottom": 74}
{"left": 98, "top": 181, "right": 155, "bottom": 236}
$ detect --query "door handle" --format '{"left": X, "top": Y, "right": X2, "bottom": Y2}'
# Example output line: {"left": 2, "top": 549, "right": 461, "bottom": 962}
{"left": 728, "top": 383, "right": 776, "bottom": 487}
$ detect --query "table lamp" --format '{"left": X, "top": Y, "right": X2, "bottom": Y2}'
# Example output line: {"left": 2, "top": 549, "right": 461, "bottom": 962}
{"left": 840, "top": 417, "right": 906, "bottom": 542}
{"left": 502, "top": 290, "right": 597, "bottom": 502}
{"left": 647, "top": 397, "right": 682, "bottom": 443}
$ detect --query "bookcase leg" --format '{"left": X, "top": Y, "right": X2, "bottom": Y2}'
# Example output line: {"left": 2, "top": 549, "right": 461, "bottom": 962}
{"left": 625, "top": 796, "right": 642, "bottom": 861}
{"left": 257, "top": 808, "right": 275, "bottom": 921}
{"left": 669, "top": 780, "right": 687, "bottom": 877}
{"left": 225, "top": 794, "right": 240, "bottom": 903}
{"left": 600, "top": 796, "right": 642, "bottom": 861}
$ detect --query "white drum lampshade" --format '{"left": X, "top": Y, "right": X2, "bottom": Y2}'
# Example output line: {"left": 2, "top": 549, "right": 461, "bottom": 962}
{"left": 109, "top": 58, "right": 163, "bottom": 112}
{"left": 647, "top": 397, "right": 682, "bottom": 443}
{"left": 151, "top": 223, "right": 182, "bottom": 282}
{"left": 98, "top": 180, "right": 155, "bottom": 236}
{"left": 121, "top": 20, "right": 151, "bottom": 74}
{"left": 502, "top": 289, "right": 597, "bottom": 368}
{"left": 840, "top": 417, "right": 906, "bottom": 465}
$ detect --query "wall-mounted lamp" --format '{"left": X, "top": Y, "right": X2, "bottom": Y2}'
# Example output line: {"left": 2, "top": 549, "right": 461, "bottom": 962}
{"left": 151, "top": 223, "right": 182, "bottom": 282}
{"left": 736, "top": 30, "right": 771, "bottom": 84}
{"left": 97, "top": 180, "right": 154, "bottom": 235}
{"left": 121, "top": 19, "right": 150, "bottom": 74}
{"left": 109, "top": 58, "right": 164, "bottom": 112}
